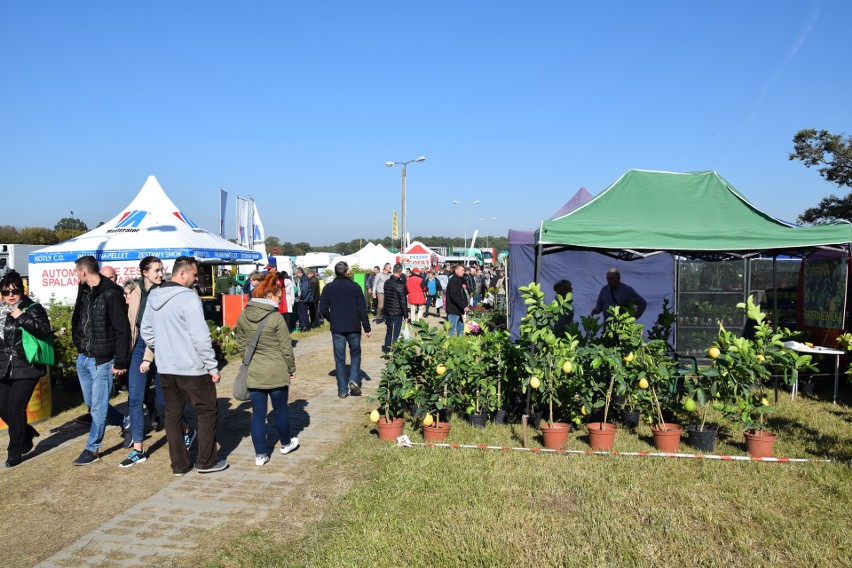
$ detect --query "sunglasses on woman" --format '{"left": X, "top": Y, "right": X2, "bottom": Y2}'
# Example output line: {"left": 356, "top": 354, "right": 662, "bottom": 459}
{"left": 1, "top": 289, "right": 21, "bottom": 296}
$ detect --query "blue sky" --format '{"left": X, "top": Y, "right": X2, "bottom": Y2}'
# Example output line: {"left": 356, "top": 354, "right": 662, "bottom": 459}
{"left": 1, "top": 1, "right": 849, "bottom": 246}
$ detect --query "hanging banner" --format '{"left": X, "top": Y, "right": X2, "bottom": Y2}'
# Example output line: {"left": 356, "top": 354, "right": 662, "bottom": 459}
{"left": 219, "top": 188, "right": 228, "bottom": 238}
{"left": 392, "top": 211, "right": 398, "bottom": 240}
{"left": 801, "top": 255, "right": 847, "bottom": 329}
{"left": 251, "top": 199, "right": 266, "bottom": 254}
{"left": 236, "top": 196, "right": 250, "bottom": 247}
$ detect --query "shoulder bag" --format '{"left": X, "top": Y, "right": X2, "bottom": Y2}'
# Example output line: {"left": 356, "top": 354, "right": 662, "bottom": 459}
{"left": 233, "top": 312, "right": 274, "bottom": 401}
{"left": 21, "top": 304, "right": 55, "bottom": 366}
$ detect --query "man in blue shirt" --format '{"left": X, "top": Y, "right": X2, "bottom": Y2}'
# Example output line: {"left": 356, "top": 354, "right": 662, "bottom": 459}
{"left": 591, "top": 268, "right": 647, "bottom": 320}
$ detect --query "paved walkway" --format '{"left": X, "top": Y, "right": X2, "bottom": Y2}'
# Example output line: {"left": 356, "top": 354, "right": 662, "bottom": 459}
{"left": 36, "top": 329, "right": 385, "bottom": 568}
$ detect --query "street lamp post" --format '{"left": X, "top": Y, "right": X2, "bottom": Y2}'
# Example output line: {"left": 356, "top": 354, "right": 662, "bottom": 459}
{"left": 385, "top": 156, "right": 425, "bottom": 251}
{"left": 453, "top": 200, "right": 480, "bottom": 265}
{"left": 478, "top": 217, "right": 497, "bottom": 248}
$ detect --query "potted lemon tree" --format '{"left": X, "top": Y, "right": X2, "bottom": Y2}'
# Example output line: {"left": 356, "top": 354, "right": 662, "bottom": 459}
{"left": 518, "top": 282, "right": 577, "bottom": 448}
{"left": 372, "top": 339, "right": 421, "bottom": 440}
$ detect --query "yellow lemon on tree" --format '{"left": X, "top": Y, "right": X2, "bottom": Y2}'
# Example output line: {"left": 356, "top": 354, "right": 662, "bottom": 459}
{"left": 369, "top": 409, "right": 381, "bottom": 423}
{"left": 708, "top": 347, "right": 721, "bottom": 359}
{"left": 761, "top": 397, "right": 770, "bottom": 406}
{"left": 562, "top": 360, "right": 573, "bottom": 374}
{"left": 529, "top": 376, "right": 541, "bottom": 390}
{"left": 756, "top": 354, "right": 765, "bottom": 362}
{"left": 436, "top": 364, "right": 447, "bottom": 376}
{"left": 423, "top": 413, "right": 434, "bottom": 427}
{"left": 581, "top": 405, "right": 587, "bottom": 416}
{"left": 623, "top": 352, "right": 634, "bottom": 363}
{"left": 638, "top": 378, "right": 649, "bottom": 390}
{"left": 684, "top": 398, "right": 697, "bottom": 412}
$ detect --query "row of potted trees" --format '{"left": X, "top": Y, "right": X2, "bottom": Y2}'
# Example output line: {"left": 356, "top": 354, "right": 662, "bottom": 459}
{"left": 372, "top": 284, "right": 814, "bottom": 457}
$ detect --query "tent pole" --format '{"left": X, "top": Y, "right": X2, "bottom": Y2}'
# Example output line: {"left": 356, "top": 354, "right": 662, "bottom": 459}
{"left": 674, "top": 256, "right": 680, "bottom": 351}
{"left": 772, "top": 255, "right": 778, "bottom": 331}
{"left": 534, "top": 243, "right": 542, "bottom": 284}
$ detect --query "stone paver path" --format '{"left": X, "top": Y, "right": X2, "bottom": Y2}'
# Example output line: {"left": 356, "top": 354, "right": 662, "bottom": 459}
{"left": 36, "top": 328, "right": 385, "bottom": 567}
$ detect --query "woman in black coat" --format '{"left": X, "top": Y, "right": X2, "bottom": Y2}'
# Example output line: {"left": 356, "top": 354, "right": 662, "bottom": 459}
{"left": 0, "top": 271, "right": 51, "bottom": 467}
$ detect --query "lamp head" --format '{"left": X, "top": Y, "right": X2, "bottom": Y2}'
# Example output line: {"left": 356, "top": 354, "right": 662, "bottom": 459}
{"left": 473, "top": 200, "right": 480, "bottom": 205}
{"left": 415, "top": 156, "right": 426, "bottom": 162}
{"left": 385, "top": 162, "right": 394, "bottom": 167}
{"left": 453, "top": 200, "right": 461, "bottom": 205}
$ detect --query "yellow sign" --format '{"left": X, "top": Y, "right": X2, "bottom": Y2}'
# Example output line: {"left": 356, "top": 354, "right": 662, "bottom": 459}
{"left": 392, "top": 210, "right": 398, "bottom": 239}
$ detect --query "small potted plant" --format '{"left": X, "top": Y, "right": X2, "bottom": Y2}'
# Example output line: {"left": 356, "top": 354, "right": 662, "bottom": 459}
{"left": 709, "top": 296, "right": 815, "bottom": 457}
{"left": 518, "top": 282, "right": 577, "bottom": 448}
{"left": 681, "top": 363, "right": 721, "bottom": 452}
{"left": 372, "top": 339, "right": 421, "bottom": 440}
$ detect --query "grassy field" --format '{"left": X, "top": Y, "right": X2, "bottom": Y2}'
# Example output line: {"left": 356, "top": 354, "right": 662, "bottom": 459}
{"left": 202, "top": 388, "right": 852, "bottom": 568}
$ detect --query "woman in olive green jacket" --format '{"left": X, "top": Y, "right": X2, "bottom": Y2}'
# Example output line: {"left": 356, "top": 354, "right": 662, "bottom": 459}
{"left": 236, "top": 272, "right": 298, "bottom": 466}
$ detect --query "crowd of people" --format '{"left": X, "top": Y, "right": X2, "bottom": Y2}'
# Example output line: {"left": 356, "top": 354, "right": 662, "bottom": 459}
{"left": 0, "top": 256, "right": 510, "bottom": 472}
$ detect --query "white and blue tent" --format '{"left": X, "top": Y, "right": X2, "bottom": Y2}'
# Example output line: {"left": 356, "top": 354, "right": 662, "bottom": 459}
{"left": 28, "top": 176, "right": 262, "bottom": 304}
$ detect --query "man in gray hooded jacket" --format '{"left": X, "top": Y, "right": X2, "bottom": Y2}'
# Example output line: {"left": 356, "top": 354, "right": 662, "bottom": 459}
{"left": 141, "top": 256, "right": 228, "bottom": 476}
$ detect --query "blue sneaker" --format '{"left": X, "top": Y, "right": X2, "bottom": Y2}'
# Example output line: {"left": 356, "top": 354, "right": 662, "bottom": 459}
{"left": 119, "top": 449, "right": 148, "bottom": 468}
{"left": 184, "top": 427, "right": 197, "bottom": 451}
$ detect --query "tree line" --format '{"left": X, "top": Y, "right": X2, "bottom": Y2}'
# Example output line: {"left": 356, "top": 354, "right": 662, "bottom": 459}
{"left": 0, "top": 216, "right": 89, "bottom": 245}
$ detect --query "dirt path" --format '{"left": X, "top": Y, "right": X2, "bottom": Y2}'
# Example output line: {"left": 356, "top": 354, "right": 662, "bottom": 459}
{"left": 0, "top": 324, "right": 389, "bottom": 568}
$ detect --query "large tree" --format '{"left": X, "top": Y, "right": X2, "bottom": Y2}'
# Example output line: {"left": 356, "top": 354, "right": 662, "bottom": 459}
{"left": 791, "top": 129, "right": 852, "bottom": 223}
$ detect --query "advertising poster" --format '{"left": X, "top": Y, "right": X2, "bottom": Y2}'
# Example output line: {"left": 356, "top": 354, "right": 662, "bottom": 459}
{"left": 802, "top": 256, "right": 848, "bottom": 329}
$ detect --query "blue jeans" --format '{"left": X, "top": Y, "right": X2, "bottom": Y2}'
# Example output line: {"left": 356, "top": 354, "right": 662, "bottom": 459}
{"left": 448, "top": 314, "right": 464, "bottom": 336}
{"left": 383, "top": 314, "right": 403, "bottom": 350}
{"left": 127, "top": 336, "right": 165, "bottom": 444}
{"left": 332, "top": 332, "right": 362, "bottom": 396}
{"left": 249, "top": 387, "right": 291, "bottom": 456}
{"left": 77, "top": 354, "right": 125, "bottom": 453}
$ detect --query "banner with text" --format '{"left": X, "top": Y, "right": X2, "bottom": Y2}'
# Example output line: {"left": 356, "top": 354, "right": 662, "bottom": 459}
{"left": 802, "top": 256, "right": 847, "bottom": 329}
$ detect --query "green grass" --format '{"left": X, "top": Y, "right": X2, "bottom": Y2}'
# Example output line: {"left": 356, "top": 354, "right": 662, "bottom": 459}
{"left": 205, "top": 393, "right": 852, "bottom": 568}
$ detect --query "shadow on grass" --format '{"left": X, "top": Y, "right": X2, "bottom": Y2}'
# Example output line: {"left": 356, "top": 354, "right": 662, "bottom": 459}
{"left": 766, "top": 415, "right": 852, "bottom": 461}
{"left": 215, "top": 397, "right": 311, "bottom": 458}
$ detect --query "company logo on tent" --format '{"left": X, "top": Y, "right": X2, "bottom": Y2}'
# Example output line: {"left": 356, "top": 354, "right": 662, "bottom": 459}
{"left": 173, "top": 211, "right": 206, "bottom": 233}
{"left": 107, "top": 210, "right": 148, "bottom": 233}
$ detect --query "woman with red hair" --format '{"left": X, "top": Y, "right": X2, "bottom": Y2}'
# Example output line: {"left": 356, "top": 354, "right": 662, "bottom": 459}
{"left": 235, "top": 273, "right": 298, "bottom": 466}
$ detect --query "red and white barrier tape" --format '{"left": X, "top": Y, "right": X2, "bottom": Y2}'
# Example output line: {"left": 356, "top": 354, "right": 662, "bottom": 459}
{"left": 399, "top": 440, "right": 835, "bottom": 463}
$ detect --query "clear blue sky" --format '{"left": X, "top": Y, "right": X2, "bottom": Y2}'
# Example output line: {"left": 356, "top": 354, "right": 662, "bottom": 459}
{"left": 1, "top": 1, "right": 849, "bottom": 246}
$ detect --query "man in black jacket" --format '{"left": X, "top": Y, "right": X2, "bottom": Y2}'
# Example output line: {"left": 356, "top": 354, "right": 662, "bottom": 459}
{"left": 71, "top": 255, "right": 131, "bottom": 465}
{"left": 445, "top": 264, "right": 469, "bottom": 336}
{"left": 381, "top": 263, "right": 408, "bottom": 353}
{"left": 319, "top": 262, "right": 372, "bottom": 398}
{"left": 295, "top": 268, "right": 312, "bottom": 331}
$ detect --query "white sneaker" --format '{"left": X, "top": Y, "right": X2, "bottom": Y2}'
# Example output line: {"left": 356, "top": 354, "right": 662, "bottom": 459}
{"left": 255, "top": 454, "right": 270, "bottom": 467}
{"left": 280, "top": 437, "right": 299, "bottom": 455}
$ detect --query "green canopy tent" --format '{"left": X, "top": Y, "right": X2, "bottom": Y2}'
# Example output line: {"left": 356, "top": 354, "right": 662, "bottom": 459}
{"left": 533, "top": 170, "right": 852, "bottom": 352}
{"left": 537, "top": 170, "right": 852, "bottom": 262}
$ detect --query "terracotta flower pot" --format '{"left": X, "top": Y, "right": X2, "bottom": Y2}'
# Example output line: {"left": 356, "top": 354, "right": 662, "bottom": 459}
{"left": 744, "top": 429, "right": 777, "bottom": 458}
{"left": 587, "top": 422, "right": 617, "bottom": 451}
{"left": 376, "top": 417, "right": 404, "bottom": 441}
{"left": 540, "top": 422, "right": 571, "bottom": 449}
{"left": 423, "top": 422, "right": 452, "bottom": 443}
{"left": 651, "top": 423, "right": 682, "bottom": 452}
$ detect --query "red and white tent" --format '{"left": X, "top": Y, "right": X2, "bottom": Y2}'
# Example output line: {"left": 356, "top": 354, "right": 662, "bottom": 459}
{"left": 397, "top": 241, "right": 440, "bottom": 272}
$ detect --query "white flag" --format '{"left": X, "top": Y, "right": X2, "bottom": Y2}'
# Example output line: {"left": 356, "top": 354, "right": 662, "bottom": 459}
{"left": 251, "top": 198, "right": 266, "bottom": 254}
{"left": 236, "top": 196, "right": 250, "bottom": 247}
